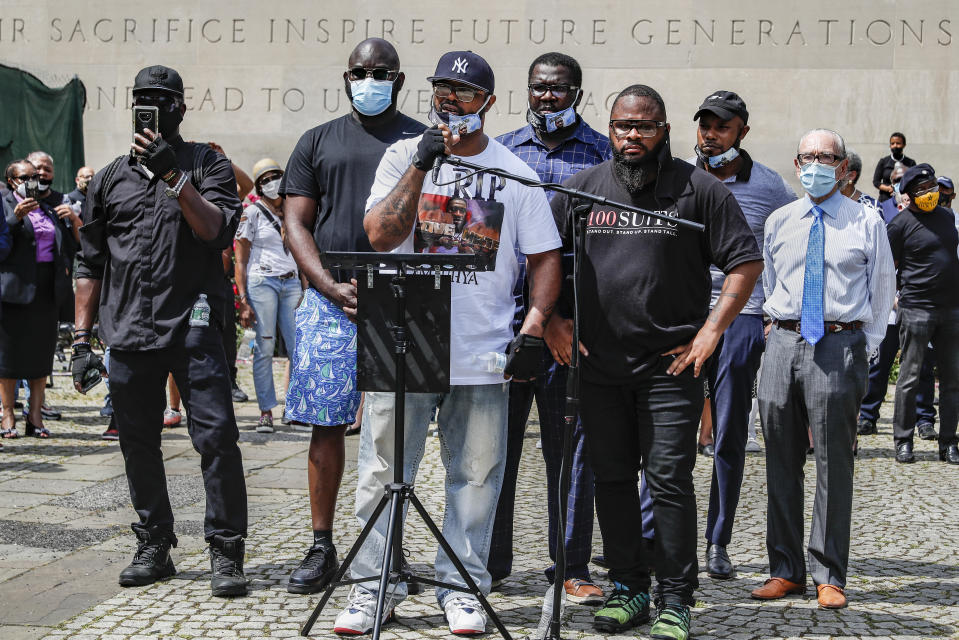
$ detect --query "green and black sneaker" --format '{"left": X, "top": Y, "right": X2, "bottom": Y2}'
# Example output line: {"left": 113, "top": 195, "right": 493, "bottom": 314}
{"left": 650, "top": 601, "right": 691, "bottom": 640}
{"left": 593, "top": 582, "right": 650, "bottom": 633}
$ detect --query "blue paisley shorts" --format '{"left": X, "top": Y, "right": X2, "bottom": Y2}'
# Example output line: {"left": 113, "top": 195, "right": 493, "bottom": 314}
{"left": 285, "top": 288, "right": 360, "bottom": 426}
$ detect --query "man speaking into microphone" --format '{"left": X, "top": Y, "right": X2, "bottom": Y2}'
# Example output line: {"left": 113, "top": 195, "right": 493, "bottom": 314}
{"left": 333, "top": 51, "right": 561, "bottom": 636}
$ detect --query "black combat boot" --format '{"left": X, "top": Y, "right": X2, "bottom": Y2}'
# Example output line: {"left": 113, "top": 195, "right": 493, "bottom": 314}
{"left": 210, "top": 534, "right": 248, "bottom": 596}
{"left": 118, "top": 525, "right": 177, "bottom": 586}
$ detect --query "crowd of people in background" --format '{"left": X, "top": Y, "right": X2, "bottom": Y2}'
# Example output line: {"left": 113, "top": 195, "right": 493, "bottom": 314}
{"left": 0, "top": 39, "right": 956, "bottom": 640}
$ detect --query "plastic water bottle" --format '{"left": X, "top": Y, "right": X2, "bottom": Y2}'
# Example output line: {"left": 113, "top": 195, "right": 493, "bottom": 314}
{"left": 188, "top": 294, "right": 211, "bottom": 327}
{"left": 472, "top": 351, "right": 506, "bottom": 374}
{"left": 237, "top": 329, "right": 256, "bottom": 360}
{"left": 534, "top": 584, "right": 567, "bottom": 639}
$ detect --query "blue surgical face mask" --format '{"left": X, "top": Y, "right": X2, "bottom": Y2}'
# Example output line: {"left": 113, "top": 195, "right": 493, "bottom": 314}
{"left": 799, "top": 162, "right": 840, "bottom": 198}
{"left": 695, "top": 144, "right": 740, "bottom": 168}
{"left": 429, "top": 95, "right": 491, "bottom": 136}
{"left": 350, "top": 78, "right": 394, "bottom": 116}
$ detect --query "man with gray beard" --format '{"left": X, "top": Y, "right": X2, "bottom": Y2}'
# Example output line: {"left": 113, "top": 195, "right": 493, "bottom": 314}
{"left": 548, "top": 84, "right": 762, "bottom": 639}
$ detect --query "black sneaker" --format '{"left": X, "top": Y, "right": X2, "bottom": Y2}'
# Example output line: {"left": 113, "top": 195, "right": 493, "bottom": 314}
{"left": 857, "top": 418, "right": 877, "bottom": 435}
{"left": 594, "top": 582, "right": 650, "bottom": 633}
{"left": 210, "top": 534, "right": 248, "bottom": 597}
{"left": 118, "top": 526, "right": 177, "bottom": 586}
{"left": 287, "top": 543, "right": 338, "bottom": 594}
{"left": 231, "top": 382, "right": 249, "bottom": 403}
{"left": 917, "top": 422, "right": 938, "bottom": 441}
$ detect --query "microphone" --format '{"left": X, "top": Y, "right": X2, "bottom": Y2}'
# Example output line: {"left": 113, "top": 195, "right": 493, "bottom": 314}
{"left": 432, "top": 154, "right": 444, "bottom": 184}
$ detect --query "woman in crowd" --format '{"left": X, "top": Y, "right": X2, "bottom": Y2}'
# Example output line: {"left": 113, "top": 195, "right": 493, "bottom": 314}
{"left": 0, "top": 160, "right": 74, "bottom": 439}
{"left": 235, "top": 159, "right": 301, "bottom": 433}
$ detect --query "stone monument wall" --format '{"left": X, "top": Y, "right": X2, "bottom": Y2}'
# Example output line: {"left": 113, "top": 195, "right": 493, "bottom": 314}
{"left": 1, "top": 0, "right": 956, "bottom": 192}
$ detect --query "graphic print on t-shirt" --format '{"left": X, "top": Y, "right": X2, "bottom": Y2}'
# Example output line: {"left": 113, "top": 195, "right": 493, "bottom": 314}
{"left": 585, "top": 205, "right": 681, "bottom": 237}
{"left": 412, "top": 177, "right": 505, "bottom": 271}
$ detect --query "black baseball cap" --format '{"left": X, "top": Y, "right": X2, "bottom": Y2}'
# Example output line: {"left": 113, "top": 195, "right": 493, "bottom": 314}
{"left": 427, "top": 51, "right": 494, "bottom": 94}
{"left": 900, "top": 163, "right": 937, "bottom": 194}
{"left": 133, "top": 65, "right": 184, "bottom": 97}
{"left": 938, "top": 176, "right": 954, "bottom": 190}
{"left": 694, "top": 90, "right": 749, "bottom": 125}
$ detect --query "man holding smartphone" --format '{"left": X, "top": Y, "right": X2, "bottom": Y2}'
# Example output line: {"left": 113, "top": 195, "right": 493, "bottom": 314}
{"left": 72, "top": 65, "right": 249, "bottom": 597}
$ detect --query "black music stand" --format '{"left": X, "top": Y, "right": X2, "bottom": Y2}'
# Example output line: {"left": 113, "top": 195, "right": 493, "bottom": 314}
{"left": 300, "top": 252, "right": 514, "bottom": 640}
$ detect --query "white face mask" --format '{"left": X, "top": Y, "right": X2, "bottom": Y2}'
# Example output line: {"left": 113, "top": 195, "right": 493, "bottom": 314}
{"left": 259, "top": 178, "right": 281, "bottom": 200}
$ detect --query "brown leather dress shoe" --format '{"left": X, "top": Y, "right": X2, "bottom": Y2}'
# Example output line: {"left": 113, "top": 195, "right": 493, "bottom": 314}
{"left": 817, "top": 584, "right": 847, "bottom": 609}
{"left": 750, "top": 577, "right": 806, "bottom": 600}
{"left": 564, "top": 578, "right": 604, "bottom": 605}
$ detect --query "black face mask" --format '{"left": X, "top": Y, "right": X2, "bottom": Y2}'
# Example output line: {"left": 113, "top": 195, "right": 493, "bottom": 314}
{"left": 891, "top": 148, "right": 904, "bottom": 160}
{"left": 158, "top": 108, "right": 183, "bottom": 139}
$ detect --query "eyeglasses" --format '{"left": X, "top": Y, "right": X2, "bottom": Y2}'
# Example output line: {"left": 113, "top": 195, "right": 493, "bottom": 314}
{"left": 348, "top": 67, "right": 398, "bottom": 82}
{"left": 528, "top": 84, "right": 578, "bottom": 98}
{"left": 911, "top": 185, "right": 939, "bottom": 197}
{"left": 796, "top": 152, "right": 844, "bottom": 166}
{"left": 609, "top": 120, "right": 667, "bottom": 138}
{"left": 13, "top": 173, "right": 38, "bottom": 181}
{"left": 432, "top": 83, "right": 481, "bottom": 103}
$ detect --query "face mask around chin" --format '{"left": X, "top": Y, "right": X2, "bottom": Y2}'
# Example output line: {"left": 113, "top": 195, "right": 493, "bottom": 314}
{"left": 799, "top": 162, "right": 839, "bottom": 198}
{"left": 429, "top": 95, "right": 491, "bottom": 136}
{"left": 38, "top": 180, "right": 52, "bottom": 192}
{"left": 695, "top": 144, "right": 740, "bottom": 168}
{"left": 526, "top": 93, "right": 580, "bottom": 134}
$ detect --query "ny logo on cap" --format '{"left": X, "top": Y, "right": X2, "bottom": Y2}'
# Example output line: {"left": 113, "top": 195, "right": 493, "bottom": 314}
{"left": 707, "top": 94, "right": 722, "bottom": 101}
{"left": 149, "top": 68, "right": 168, "bottom": 83}
{"left": 452, "top": 57, "right": 469, "bottom": 74}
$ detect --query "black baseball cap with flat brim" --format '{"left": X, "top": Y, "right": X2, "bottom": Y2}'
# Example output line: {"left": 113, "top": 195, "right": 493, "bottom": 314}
{"left": 694, "top": 90, "right": 748, "bottom": 125}
{"left": 132, "top": 65, "right": 184, "bottom": 97}
{"left": 427, "top": 51, "right": 494, "bottom": 94}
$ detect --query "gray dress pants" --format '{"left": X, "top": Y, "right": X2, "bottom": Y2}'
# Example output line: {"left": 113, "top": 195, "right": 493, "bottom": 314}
{"left": 758, "top": 325, "right": 867, "bottom": 588}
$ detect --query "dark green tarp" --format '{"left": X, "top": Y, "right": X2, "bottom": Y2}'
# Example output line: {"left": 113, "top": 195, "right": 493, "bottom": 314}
{"left": 0, "top": 64, "right": 86, "bottom": 194}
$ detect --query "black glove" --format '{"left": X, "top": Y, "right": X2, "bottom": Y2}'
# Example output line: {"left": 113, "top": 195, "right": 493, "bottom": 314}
{"left": 504, "top": 333, "right": 545, "bottom": 380}
{"left": 137, "top": 135, "right": 179, "bottom": 181}
{"left": 71, "top": 343, "right": 107, "bottom": 394}
{"left": 412, "top": 127, "right": 446, "bottom": 171}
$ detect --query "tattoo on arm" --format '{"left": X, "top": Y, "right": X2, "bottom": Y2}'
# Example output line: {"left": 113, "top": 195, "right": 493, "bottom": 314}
{"left": 369, "top": 166, "right": 426, "bottom": 246}
{"left": 708, "top": 291, "right": 739, "bottom": 324}
{"left": 537, "top": 302, "right": 556, "bottom": 329}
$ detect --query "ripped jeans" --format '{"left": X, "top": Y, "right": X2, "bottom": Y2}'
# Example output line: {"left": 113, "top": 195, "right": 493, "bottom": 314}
{"left": 247, "top": 273, "right": 300, "bottom": 412}
{"left": 350, "top": 384, "right": 508, "bottom": 606}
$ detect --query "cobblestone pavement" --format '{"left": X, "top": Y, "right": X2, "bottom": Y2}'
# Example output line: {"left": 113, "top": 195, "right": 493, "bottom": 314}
{"left": 0, "top": 362, "right": 957, "bottom": 639}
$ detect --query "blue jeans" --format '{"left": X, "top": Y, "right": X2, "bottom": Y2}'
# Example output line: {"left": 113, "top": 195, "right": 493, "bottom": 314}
{"left": 351, "top": 384, "right": 508, "bottom": 605}
{"left": 247, "top": 275, "right": 300, "bottom": 412}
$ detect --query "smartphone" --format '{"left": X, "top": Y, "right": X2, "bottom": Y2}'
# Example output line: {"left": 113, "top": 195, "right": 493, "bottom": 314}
{"left": 24, "top": 176, "right": 40, "bottom": 199}
{"left": 132, "top": 105, "right": 159, "bottom": 140}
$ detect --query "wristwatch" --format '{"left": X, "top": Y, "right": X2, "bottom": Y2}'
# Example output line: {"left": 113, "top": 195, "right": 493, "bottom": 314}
{"left": 164, "top": 171, "right": 189, "bottom": 199}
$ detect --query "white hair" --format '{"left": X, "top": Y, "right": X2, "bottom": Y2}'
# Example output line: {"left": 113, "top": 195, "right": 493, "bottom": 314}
{"left": 797, "top": 129, "right": 846, "bottom": 158}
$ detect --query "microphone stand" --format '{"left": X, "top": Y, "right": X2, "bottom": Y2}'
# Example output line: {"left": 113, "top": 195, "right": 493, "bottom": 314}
{"left": 435, "top": 154, "right": 704, "bottom": 640}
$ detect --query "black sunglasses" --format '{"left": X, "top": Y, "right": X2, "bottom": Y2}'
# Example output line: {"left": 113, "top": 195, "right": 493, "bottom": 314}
{"left": 348, "top": 67, "right": 398, "bottom": 82}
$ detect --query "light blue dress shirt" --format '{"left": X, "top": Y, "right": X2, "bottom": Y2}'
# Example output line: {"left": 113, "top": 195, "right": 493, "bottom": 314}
{"left": 762, "top": 189, "right": 897, "bottom": 353}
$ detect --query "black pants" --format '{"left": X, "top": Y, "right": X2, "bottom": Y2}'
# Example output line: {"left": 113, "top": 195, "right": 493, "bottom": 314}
{"left": 580, "top": 360, "right": 701, "bottom": 606}
{"left": 222, "top": 279, "right": 238, "bottom": 383}
{"left": 110, "top": 323, "right": 247, "bottom": 541}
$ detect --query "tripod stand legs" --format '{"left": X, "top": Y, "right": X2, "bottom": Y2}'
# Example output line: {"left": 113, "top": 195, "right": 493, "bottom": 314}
{"left": 371, "top": 490, "right": 403, "bottom": 639}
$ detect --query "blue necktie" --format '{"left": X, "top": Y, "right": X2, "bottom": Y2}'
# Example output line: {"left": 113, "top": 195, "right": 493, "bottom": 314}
{"left": 801, "top": 206, "right": 825, "bottom": 345}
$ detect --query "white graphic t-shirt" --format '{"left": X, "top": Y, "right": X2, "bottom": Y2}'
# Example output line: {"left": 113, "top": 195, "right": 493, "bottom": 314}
{"left": 366, "top": 136, "right": 561, "bottom": 384}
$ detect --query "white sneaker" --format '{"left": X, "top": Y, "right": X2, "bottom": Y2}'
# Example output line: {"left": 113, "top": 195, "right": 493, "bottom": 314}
{"left": 333, "top": 587, "right": 394, "bottom": 635}
{"left": 443, "top": 595, "right": 487, "bottom": 635}
{"left": 745, "top": 436, "right": 762, "bottom": 453}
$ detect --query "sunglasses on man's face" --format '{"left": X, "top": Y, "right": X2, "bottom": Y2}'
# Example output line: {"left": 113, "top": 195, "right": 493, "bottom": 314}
{"left": 348, "top": 67, "right": 398, "bottom": 82}
{"left": 14, "top": 174, "right": 38, "bottom": 181}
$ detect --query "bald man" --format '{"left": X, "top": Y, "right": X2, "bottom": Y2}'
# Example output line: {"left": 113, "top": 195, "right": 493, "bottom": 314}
{"left": 68, "top": 166, "right": 95, "bottom": 207}
{"left": 279, "top": 38, "right": 427, "bottom": 595}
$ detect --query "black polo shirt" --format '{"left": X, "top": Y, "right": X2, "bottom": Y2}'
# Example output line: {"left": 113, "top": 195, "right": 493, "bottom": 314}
{"left": 887, "top": 205, "right": 959, "bottom": 309}
{"left": 551, "top": 142, "right": 761, "bottom": 385}
{"left": 76, "top": 137, "right": 242, "bottom": 350}
{"left": 873, "top": 154, "right": 916, "bottom": 202}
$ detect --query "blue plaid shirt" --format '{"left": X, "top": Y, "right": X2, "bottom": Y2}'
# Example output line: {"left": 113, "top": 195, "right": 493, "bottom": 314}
{"left": 497, "top": 119, "right": 612, "bottom": 337}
